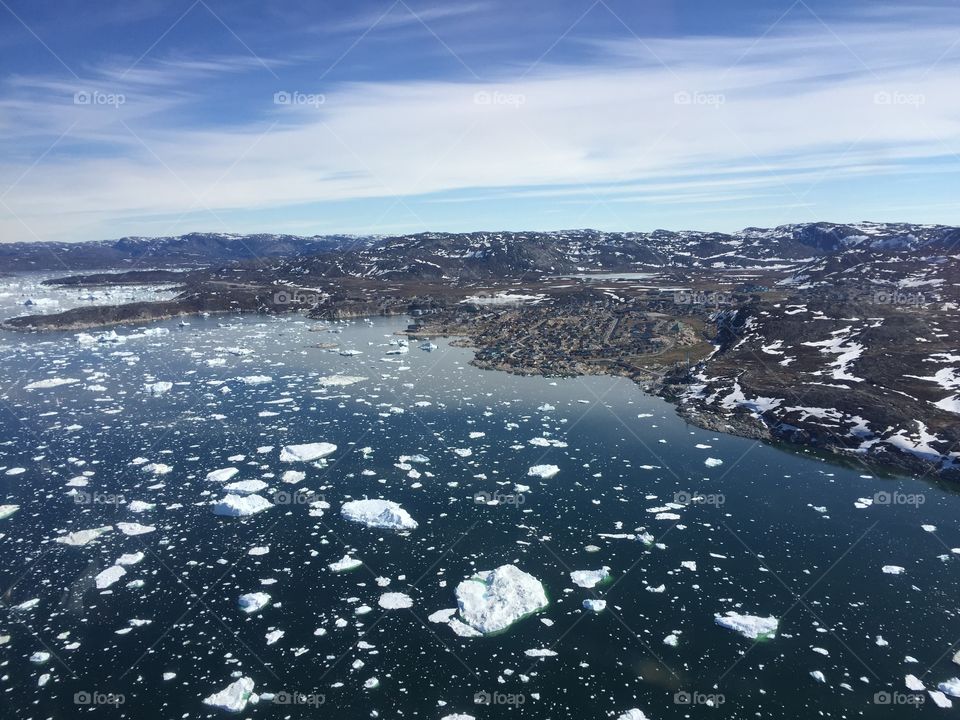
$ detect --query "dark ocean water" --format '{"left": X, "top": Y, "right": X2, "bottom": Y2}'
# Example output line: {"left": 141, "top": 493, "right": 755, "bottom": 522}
{"left": 1, "top": 309, "right": 958, "bottom": 719}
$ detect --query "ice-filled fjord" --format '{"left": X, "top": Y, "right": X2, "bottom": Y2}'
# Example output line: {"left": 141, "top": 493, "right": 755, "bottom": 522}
{"left": 2, "top": 311, "right": 960, "bottom": 719}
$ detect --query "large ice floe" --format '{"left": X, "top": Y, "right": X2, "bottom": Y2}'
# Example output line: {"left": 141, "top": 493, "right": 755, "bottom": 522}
{"left": 279, "top": 442, "right": 337, "bottom": 462}
{"left": 570, "top": 567, "right": 610, "bottom": 588}
{"left": 714, "top": 612, "right": 779, "bottom": 640}
{"left": 238, "top": 592, "right": 271, "bottom": 613}
{"left": 451, "top": 565, "right": 548, "bottom": 635}
{"left": 212, "top": 494, "right": 274, "bottom": 517}
{"left": 202, "top": 677, "right": 255, "bottom": 712}
{"left": 341, "top": 499, "right": 417, "bottom": 530}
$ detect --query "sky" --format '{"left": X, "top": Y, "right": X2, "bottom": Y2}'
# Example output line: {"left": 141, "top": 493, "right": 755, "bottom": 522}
{"left": 0, "top": 0, "right": 958, "bottom": 242}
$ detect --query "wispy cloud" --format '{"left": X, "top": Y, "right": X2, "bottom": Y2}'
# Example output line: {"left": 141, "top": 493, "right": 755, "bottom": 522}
{"left": 0, "top": 5, "right": 958, "bottom": 240}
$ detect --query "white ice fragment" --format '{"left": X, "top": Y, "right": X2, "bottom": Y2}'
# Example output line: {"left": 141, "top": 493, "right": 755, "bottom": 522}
{"left": 714, "top": 612, "right": 779, "bottom": 640}
{"left": 212, "top": 494, "right": 273, "bottom": 517}
{"left": 569, "top": 567, "right": 610, "bottom": 588}
{"left": 340, "top": 499, "right": 417, "bottom": 530}
{"left": 202, "top": 677, "right": 255, "bottom": 713}
{"left": 378, "top": 592, "right": 413, "bottom": 609}
{"left": 95, "top": 566, "right": 126, "bottom": 589}
{"left": 527, "top": 464, "right": 560, "bottom": 479}
{"left": 454, "top": 564, "right": 548, "bottom": 635}
{"left": 328, "top": 555, "right": 362, "bottom": 572}
{"left": 279, "top": 442, "right": 337, "bottom": 462}
{"left": 238, "top": 592, "right": 271, "bottom": 613}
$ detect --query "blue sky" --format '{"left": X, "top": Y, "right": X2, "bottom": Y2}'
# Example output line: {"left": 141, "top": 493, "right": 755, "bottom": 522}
{"left": 0, "top": 0, "right": 958, "bottom": 241}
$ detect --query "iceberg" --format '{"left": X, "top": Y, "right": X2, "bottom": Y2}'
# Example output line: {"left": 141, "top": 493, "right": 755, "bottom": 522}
{"left": 0, "top": 504, "right": 19, "bottom": 520}
{"left": 95, "top": 565, "right": 126, "bottom": 589}
{"left": 527, "top": 464, "right": 560, "bottom": 479}
{"left": 238, "top": 592, "right": 271, "bottom": 613}
{"left": 279, "top": 442, "right": 337, "bottom": 462}
{"left": 55, "top": 526, "right": 112, "bottom": 546}
{"left": 318, "top": 375, "right": 366, "bottom": 387}
{"left": 454, "top": 564, "right": 548, "bottom": 635}
{"left": 212, "top": 494, "right": 274, "bottom": 517}
{"left": 715, "top": 612, "right": 779, "bottom": 640}
{"left": 117, "top": 522, "right": 156, "bottom": 535}
{"left": 570, "top": 567, "right": 610, "bottom": 588}
{"left": 328, "top": 555, "right": 362, "bottom": 572}
{"left": 144, "top": 381, "right": 173, "bottom": 396}
{"left": 206, "top": 467, "right": 239, "bottom": 483}
{"left": 378, "top": 592, "right": 413, "bottom": 609}
{"left": 223, "top": 479, "right": 269, "bottom": 495}
{"left": 341, "top": 499, "right": 417, "bottom": 530}
{"left": 202, "top": 677, "right": 255, "bottom": 712}
{"left": 24, "top": 378, "right": 79, "bottom": 390}
{"left": 583, "top": 599, "right": 606, "bottom": 612}
{"left": 616, "top": 710, "right": 650, "bottom": 720}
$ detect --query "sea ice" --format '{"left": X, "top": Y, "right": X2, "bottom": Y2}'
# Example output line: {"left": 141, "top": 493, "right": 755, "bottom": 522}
{"left": 570, "top": 567, "right": 610, "bottom": 588}
{"left": 117, "top": 522, "right": 156, "bottom": 535}
{"left": 341, "top": 499, "right": 417, "bottom": 530}
{"left": 714, "top": 612, "right": 779, "bottom": 640}
{"left": 95, "top": 566, "right": 126, "bottom": 589}
{"left": 144, "top": 381, "right": 173, "bottom": 396}
{"left": 203, "top": 677, "right": 255, "bottom": 713}
{"left": 238, "top": 592, "right": 271, "bottom": 613}
{"left": 55, "top": 526, "right": 112, "bottom": 546}
{"left": 224, "top": 479, "right": 269, "bottom": 495}
{"left": 378, "top": 592, "right": 413, "bottom": 609}
{"left": 527, "top": 464, "right": 560, "bottom": 479}
{"left": 279, "top": 442, "right": 337, "bottom": 462}
{"left": 454, "top": 565, "right": 548, "bottom": 635}
{"left": 212, "top": 494, "right": 274, "bottom": 517}
{"left": 329, "top": 555, "right": 362, "bottom": 572}
{"left": 206, "top": 467, "right": 239, "bottom": 483}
